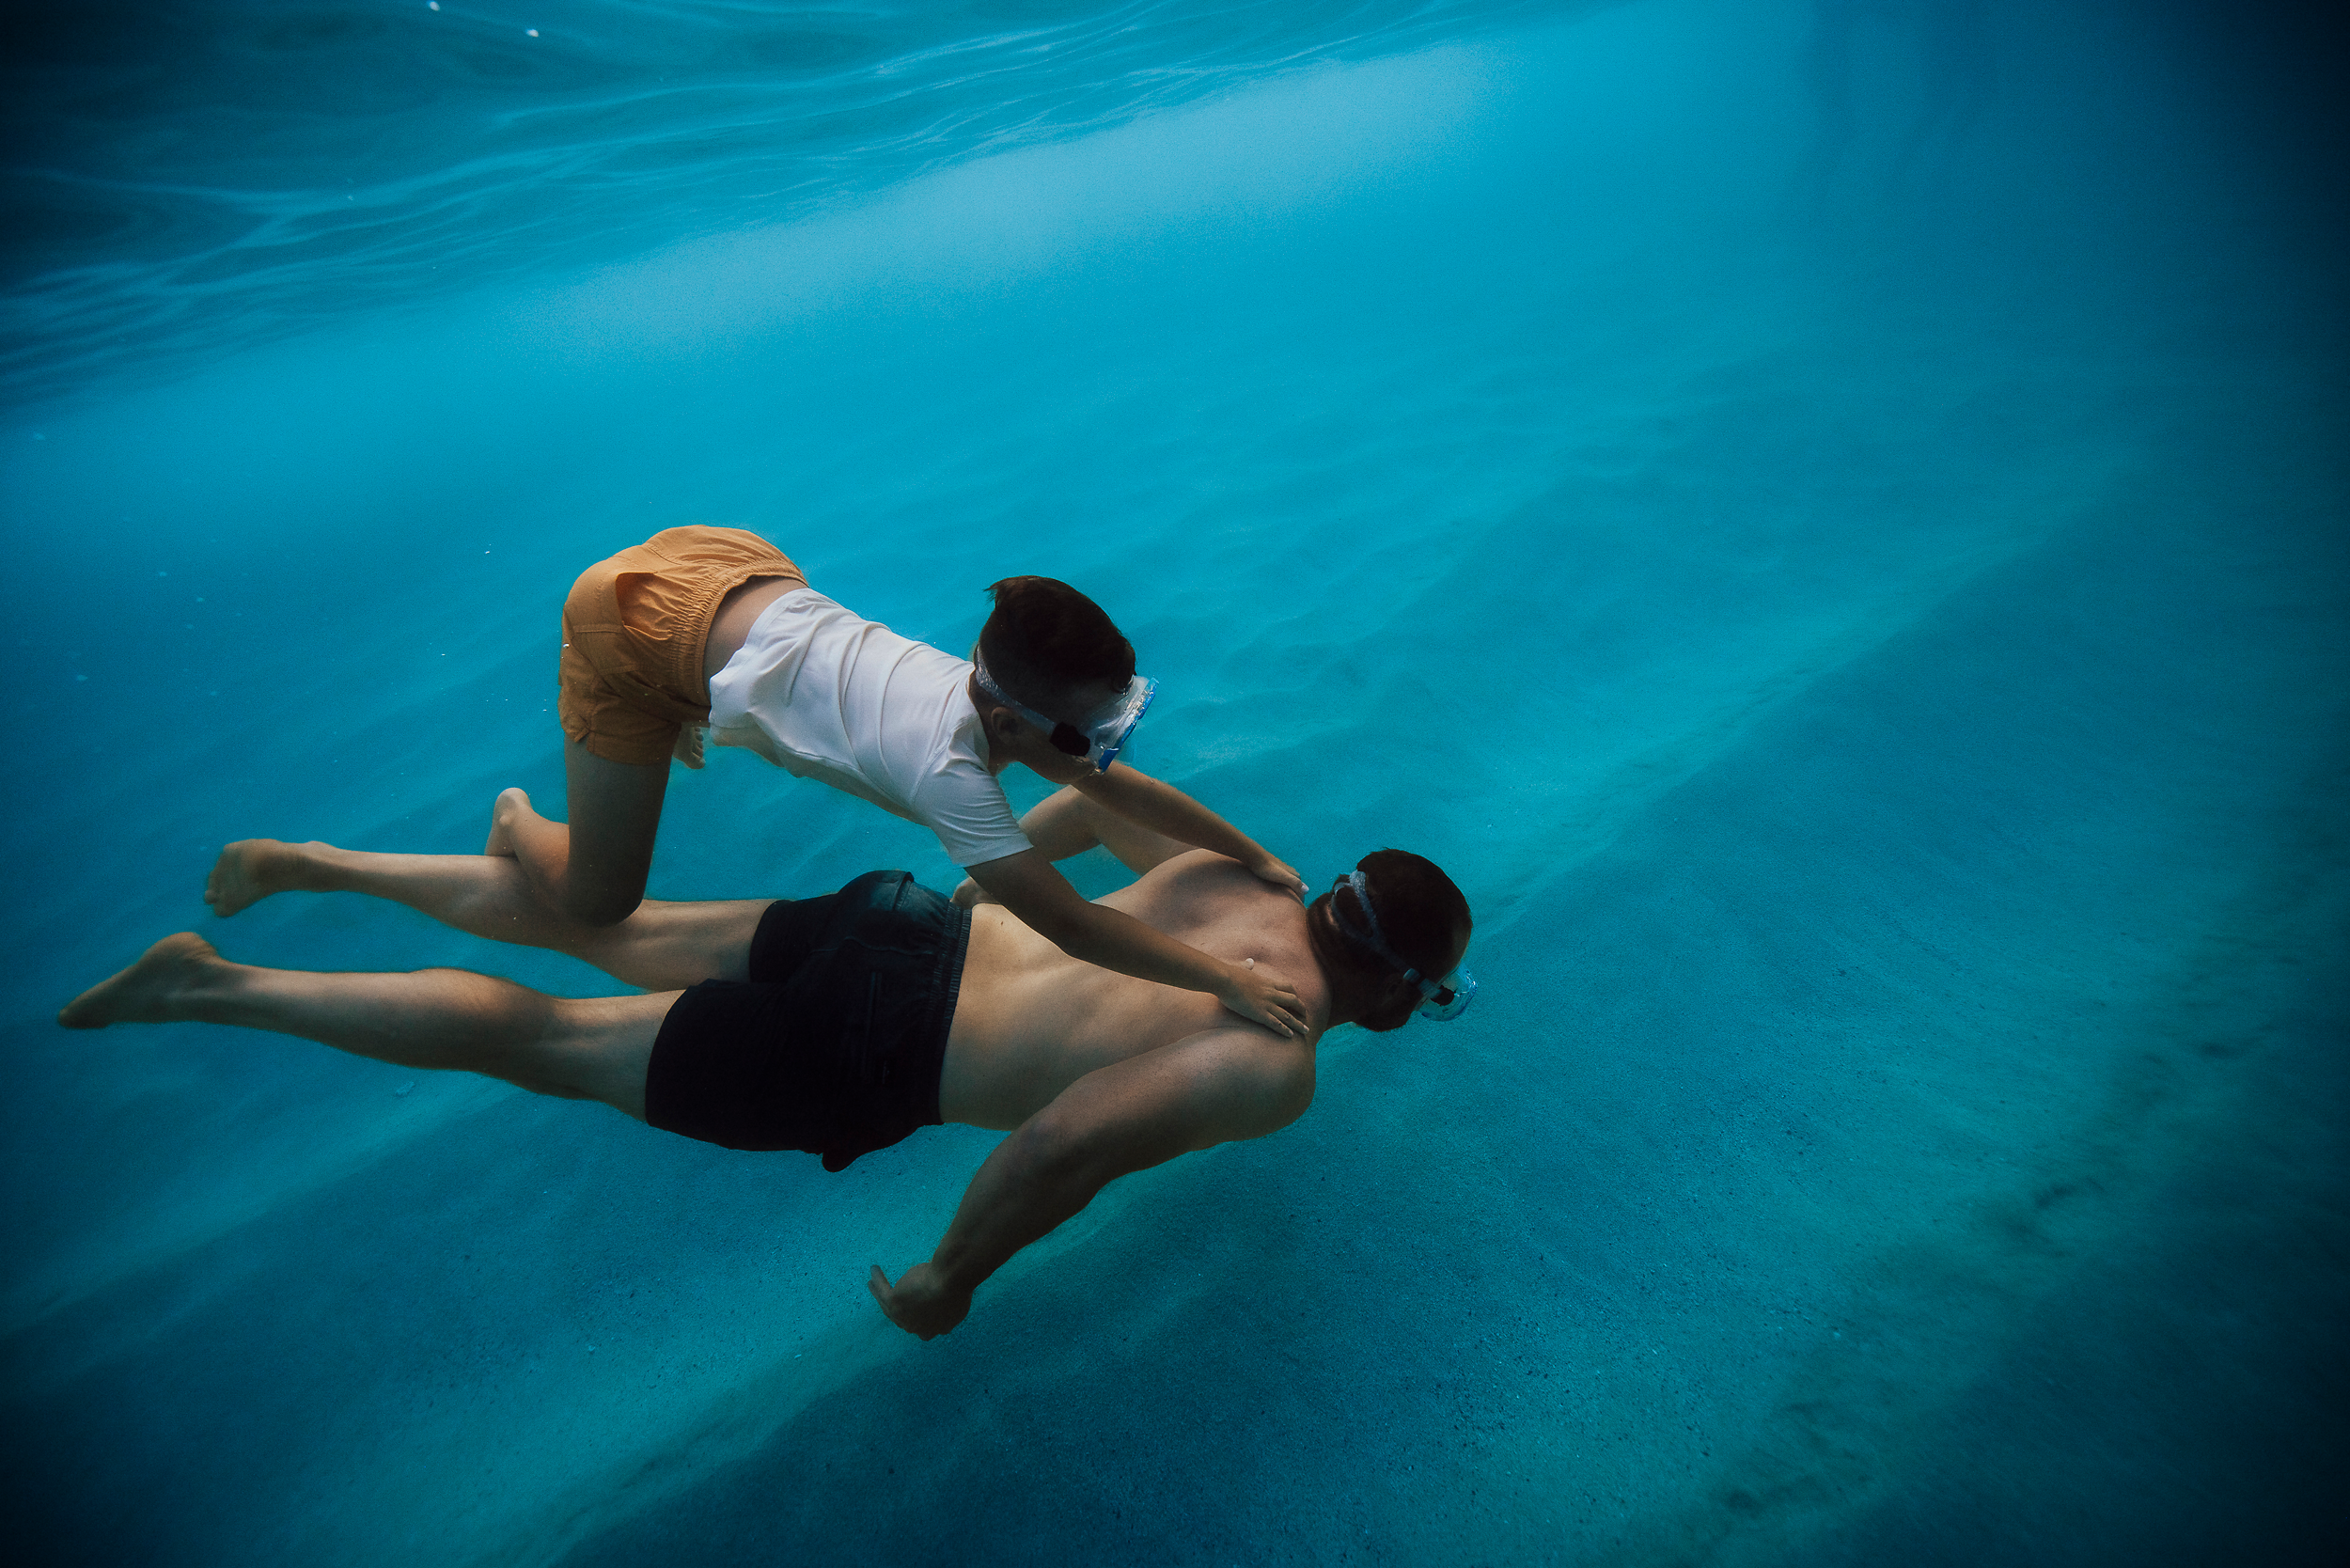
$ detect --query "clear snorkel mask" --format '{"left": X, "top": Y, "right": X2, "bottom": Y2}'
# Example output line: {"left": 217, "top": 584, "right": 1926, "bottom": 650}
{"left": 1331, "top": 869, "right": 1476, "bottom": 1022}
{"left": 970, "top": 651, "right": 1157, "bottom": 774}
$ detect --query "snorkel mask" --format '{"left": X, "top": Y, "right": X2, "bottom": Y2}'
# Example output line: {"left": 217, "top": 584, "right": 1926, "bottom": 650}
{"left": 971, "top": 651, "right": 1157, "bottom": 773}
{"left": 1330, "top": 869, "right": 1476, "bottom": 1022}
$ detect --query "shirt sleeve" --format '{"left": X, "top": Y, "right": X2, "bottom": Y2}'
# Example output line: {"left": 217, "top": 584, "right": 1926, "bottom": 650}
{"left": 909, "top": 755, "right": 1034, "bottom": 868}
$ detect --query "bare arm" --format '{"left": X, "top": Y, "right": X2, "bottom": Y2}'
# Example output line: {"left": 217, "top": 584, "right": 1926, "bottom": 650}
{"left": 949, "top": 785, "right": 1194, "bottom": 910}
{"left": 975, "top": 708, "right": 1298, "bottom": 895}
{"left": 965, "top": 850, "right": 1308, "bottom": 1036}
{"left": 868, "top": 1026, "right": 1315, "bottom": 1338}
{"left": 1071, "top": 762, "right": 1304, "bottom": 897}
{"left": 1015, "top": 785, "right": 1193, "bottom": 873}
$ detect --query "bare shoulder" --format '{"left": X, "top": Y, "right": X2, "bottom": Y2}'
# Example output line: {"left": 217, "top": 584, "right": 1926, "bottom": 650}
{"left": 1116, "top": 849, "right": 1327, "bottom": 1031}
{"left": 1143, "top": 846, "right": 1259, "bottom": 886}
{"left": 1155, "top": 1023, "right": 1319, "bottom": 1144}
{"left": 1109, "top": 849, "right": 1301, "bottom": 917}
{"left": 1032, "top": 1018, "right": 1318, "bottom": 1184}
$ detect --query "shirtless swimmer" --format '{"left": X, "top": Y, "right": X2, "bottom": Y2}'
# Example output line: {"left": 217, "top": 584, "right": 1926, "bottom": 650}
{"left": 71, "top": 792, "right": 1473, "bottom": 1338}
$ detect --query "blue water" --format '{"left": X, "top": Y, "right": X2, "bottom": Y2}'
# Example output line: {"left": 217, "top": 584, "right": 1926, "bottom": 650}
{"left": 6, "top": 2, "right": 2345, "bottom": 1563}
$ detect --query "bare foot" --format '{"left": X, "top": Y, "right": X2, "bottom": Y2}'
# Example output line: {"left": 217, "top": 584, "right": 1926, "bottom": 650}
{"left": 205, "top": 839, "right": 314, "bottom": 917}
{"left": 483, "top": 787, "right": 535, "bottom": 857}
{"left": 60, "top": 933, "right": 225, "bottom": 1029}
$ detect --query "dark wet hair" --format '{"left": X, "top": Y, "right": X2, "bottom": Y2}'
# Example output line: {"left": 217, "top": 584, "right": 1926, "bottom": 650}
{"left": 1307, "top": 850, "right": 1472, "bottom": 1033}
{"left": 978, "top": 576, "right": 1136, "bottom": 710}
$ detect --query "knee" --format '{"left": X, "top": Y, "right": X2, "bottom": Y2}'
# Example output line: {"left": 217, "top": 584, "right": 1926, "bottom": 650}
{"left": 523, "top": 998, "right": 651, "bottom": 1116}
{"left": 501, "top": 1008, "right": 601, "bottom": 1102}
{"left": 432, "top": 969, "right": 558, "bottom": 1039}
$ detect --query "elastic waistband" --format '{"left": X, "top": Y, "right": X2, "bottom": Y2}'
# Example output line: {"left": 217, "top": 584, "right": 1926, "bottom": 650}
{"left": 637, "top": 528, "right": 803, "bottom": 701}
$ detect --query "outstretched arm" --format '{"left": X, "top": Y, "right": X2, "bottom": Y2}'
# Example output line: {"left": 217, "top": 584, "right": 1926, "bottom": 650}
{"left": 965, "top": 851, "right": 1308, "bottom": 1035}
{"left": 1071, "top": 762, "right": 1304, "bottom": 898}
{"left": 869, "top": 1026, "right": 1315, "bottom": 1339}
{"left": 949, "top": 786, "right": 1193, "bottom": 909}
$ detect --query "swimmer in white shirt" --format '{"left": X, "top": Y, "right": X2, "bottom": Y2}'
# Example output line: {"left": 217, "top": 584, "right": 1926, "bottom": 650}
{"left": 207, "top": 526, "right": 1311, "bottom": 1039}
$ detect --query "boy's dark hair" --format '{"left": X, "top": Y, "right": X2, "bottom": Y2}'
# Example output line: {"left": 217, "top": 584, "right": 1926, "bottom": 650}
{"left": 1306, "top": 849, "right": 1473, "bottom": 1033}
{"left": 979, "top": 577, "right": 1136, "bottom": 709}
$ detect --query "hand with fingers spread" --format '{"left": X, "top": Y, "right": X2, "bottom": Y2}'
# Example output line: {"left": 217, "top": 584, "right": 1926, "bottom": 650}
{"left": 1219, "top": 957, "right": 1308, "bottom": 1038}
{"left": 1243, "top": 851, "right": 1306, "bottom": 901}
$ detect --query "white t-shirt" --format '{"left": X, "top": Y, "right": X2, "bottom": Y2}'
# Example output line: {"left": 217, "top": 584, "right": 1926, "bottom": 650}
{"left": 706, "top": 588, "right": 1033, "bottom": 868}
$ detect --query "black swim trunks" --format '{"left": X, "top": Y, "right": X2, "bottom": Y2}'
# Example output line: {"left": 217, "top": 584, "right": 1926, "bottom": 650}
{"left": 645, "top": 870, "right": 972, "bottom": 1171}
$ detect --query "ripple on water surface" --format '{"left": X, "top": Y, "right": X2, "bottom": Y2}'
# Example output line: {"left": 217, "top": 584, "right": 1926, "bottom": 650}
{"left": 1, "top": 0, "right": 1566, "bottom": 403}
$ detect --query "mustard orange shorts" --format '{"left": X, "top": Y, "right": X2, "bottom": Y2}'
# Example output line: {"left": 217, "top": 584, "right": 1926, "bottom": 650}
{"left": 558, "top": 525, "right": 805, "bottom": 766}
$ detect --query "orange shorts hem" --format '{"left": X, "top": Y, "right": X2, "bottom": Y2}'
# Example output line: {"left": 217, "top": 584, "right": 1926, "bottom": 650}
{"left": 558, "top": 525, "right": 805, "bottom": 767}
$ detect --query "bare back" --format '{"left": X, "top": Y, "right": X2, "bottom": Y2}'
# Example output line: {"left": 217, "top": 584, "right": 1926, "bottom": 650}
{"left": 941, "top": 852, "right": 1327, "bottom": 1130}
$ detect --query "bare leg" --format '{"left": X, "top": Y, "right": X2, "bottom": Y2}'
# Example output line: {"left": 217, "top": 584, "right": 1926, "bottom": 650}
{"left": 486, "top": 743, "right": 671, "bottom": 927}
{"left": 206, "top": 839, "right": 772, "bottom": 992}
{"left": 952, "top": 787, "right": 1189, "bottom": 907}
{"left": 59, "top": 934, "right": 668, "bottom": 1119}
{"left": 488, "top": 573, "right": 799, "bottom": 925}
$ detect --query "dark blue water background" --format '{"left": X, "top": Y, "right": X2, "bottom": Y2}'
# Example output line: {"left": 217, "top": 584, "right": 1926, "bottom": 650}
{"left": 5, "top": 2, "right": 2345, "bottom": 1563}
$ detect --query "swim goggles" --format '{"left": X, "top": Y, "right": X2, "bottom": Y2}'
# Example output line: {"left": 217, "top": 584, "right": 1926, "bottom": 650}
{"left": 970, "top": 651, "right": 1157, "bottom": 773}
{"left": 1330, "top": 870, "right": 1476, "bottom": 1022}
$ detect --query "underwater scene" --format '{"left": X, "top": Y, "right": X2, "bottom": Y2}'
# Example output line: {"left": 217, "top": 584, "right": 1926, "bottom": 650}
{"left": 5, "top": 1, "right": 2344, "bottom": 1563}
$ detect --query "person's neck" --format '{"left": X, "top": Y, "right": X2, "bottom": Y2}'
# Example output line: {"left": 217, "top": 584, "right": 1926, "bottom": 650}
{"left": 1307, "top": 921, "right": 1384, "bottom": 1029}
